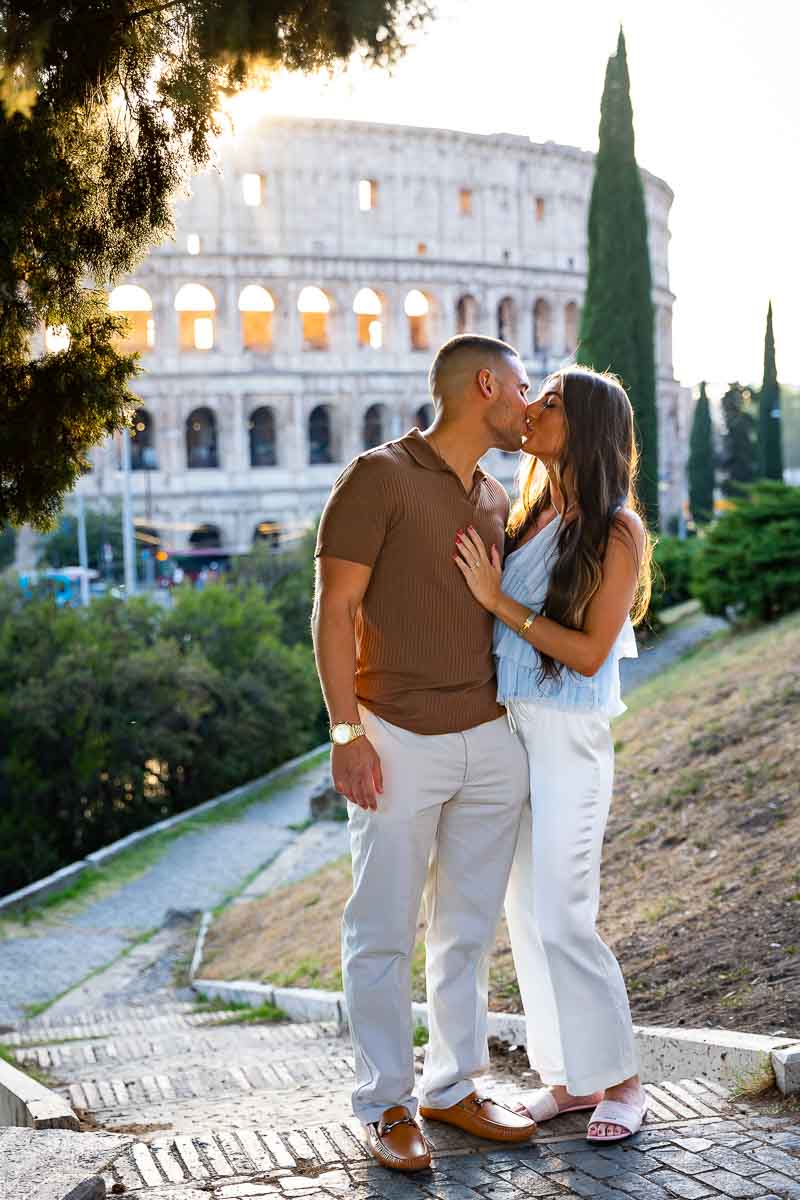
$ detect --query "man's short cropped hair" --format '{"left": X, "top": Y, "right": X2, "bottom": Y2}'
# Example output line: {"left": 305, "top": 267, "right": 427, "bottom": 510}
{"left": 428, "top": 334, "right": 520, "bottom": 399}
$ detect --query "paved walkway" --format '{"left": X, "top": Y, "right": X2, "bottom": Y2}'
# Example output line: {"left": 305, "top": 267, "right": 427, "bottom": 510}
{"left": 0, "top": 761, "right": 332, "bottom": 1024}
{"left": 620, "top": 613, "right": 727, "bottom": 694}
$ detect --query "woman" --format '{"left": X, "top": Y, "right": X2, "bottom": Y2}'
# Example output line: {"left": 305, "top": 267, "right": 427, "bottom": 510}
{"left": 453, "top": 366, "right": 652, "bottom": 1143}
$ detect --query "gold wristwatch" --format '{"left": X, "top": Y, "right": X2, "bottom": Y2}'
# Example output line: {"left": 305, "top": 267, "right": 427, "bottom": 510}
{"left": 330, "top": 721, "right": 366, "bottom": 746}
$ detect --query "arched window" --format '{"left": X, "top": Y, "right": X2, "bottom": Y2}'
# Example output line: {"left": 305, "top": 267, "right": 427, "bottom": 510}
{"left": 130, "top": 408, "right": 157, "bottom": 470}
{"left": 239, "top": 285, "right": 275, "bottom": 352}
{"left": 308, "top": 404, "right": 333, "bottom": 464}
{"left": 249, "top": 406, "right": 277, "bottom": 467}
{"left": 253, "top": 520, "right": 280, "bottom": 548}
{"left": 186, "top": 407, "right": 218, "bottom": 469}
{"left": 109, "top": 285, "right": 154, "bottom": 353}
{"left": 497, "top": 296, "right": 515, "bottom": 344}
{"left": 298, "top": 286, "right": 330, "bottom": 350}
{"left": 405, "top": 290, "right": 431, "bottom": 351}
{"left": 534, "top": 298, "right": 552, "bottom": 353}
{"left": 456, "top": 294, "right": 478, "bottom": 335}
{"left": 175, "top": 284, "right": 216, "bottom": 351}
{"left": 564, "top": 301, "right": 579, "bottom": 355}
{"left": 189, "top": 524, "right": 221, "bottom": 549}
{"left": 415, "top": 403, "right": 435, "bottom": 430}
{"left": 353, "top": 288, "right": 384, "bottom": 349}
{"left": 363, "top": 404, "right": 388, "bottom": 450}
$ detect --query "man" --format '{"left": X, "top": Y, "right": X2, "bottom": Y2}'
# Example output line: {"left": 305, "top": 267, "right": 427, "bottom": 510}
{"left": 312, "top": 335, "right": 535, "bottom": 1172}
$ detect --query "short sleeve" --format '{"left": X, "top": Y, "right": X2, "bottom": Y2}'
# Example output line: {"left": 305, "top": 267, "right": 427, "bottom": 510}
{"left": 315, "top": 456, "right": 390, "bottom": 567}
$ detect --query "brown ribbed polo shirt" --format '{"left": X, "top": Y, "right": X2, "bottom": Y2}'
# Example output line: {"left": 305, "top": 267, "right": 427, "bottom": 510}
{"left": 315, "top": 428, "right": 508, "bottom": 735}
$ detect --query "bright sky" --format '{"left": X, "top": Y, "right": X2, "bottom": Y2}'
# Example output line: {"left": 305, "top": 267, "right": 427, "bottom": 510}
{"left": 233, "top": 0, "right": 800, "bottom": 389}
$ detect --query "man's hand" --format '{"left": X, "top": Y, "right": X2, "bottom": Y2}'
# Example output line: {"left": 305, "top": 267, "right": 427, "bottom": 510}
{"left": 332, "top": 737, "right": 384, "bottom": 811}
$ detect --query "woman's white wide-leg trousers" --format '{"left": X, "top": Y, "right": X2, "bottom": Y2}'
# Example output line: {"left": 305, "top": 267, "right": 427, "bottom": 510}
{"left": 504, "top": 702, "right": 638, "bottom": 1096}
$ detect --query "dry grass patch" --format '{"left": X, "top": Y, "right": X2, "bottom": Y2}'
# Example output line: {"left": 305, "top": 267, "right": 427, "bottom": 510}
{"left": 203, "top": 612, "right": 800, "bottom": 1036}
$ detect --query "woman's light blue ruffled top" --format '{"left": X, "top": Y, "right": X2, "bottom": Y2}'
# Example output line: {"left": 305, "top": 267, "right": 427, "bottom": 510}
{"left": 493, "top": 516, "right": 637, "bottom": 718}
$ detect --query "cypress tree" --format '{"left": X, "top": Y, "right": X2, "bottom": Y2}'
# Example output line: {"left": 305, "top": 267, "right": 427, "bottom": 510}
{"left": 721, "top": 383, "right": 757, "bottom": 496}
{"left": 579, "top": 29, "right": 659, "bottom": 525}
{"left": 688, "top": 381, "right": 714, "bottom": 525}
{"left": 758, "top": 301, "right": 784, "bottom": 479}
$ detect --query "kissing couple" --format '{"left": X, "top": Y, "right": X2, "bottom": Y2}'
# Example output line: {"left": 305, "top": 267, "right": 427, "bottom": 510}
{"left": 312, "top": 333, "right": 652, "bottom": 1171}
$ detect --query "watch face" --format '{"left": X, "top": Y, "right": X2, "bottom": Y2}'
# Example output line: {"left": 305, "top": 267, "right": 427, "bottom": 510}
{"left": 332, "top": 724, "right": 351, "bottom": 745}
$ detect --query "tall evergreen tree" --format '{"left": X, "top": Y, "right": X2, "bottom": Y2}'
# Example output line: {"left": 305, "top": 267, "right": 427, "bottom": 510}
{"left": 0, "top": 0, "right": 432, "bottom": 530}
{"left": 688, "top": 381, "right": 714, "bottom": 525}
{"left": 721, "top": 382, "right": 757, "bottom": 496}
{"left": 758, "top": 301, "right": 784, "bottom": 479}
{"left": 579, "top": 29, "right": 659, "bottom": 525}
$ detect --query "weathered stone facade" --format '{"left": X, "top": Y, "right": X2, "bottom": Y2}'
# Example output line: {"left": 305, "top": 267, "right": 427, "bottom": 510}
{"left": 71, "top": 117, "right": 690, "bottom": 554}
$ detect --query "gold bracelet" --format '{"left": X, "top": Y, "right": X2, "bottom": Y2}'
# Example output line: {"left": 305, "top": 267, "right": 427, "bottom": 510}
{"left": 518, "top": 611, "right": 536, "bottom": 638}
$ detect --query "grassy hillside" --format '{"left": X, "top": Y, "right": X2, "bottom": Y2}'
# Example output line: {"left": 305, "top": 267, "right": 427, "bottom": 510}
{"left": 202, "top": 613, "right": 800, "bottom": 1036}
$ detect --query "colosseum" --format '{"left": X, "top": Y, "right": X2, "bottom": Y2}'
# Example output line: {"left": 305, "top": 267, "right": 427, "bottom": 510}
{"left": 69, "top": 115, "right": 690, "bottom": 564}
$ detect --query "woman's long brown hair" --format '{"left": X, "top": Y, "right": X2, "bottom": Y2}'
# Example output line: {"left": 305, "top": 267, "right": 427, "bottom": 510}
{"left": 507, "top": 367, "right": 653, "bottom": 683}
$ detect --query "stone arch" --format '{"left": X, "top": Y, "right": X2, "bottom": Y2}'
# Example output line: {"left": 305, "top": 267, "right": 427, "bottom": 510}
{"left": 534, "top": 298, "right": 552, "bottom": 353}
{"left": 298, "top": 286, "right": 331, "bottom": 351}
{"left": 404, "top": 289, "right": 432, "bottom": 351}
{"left": 363, "top": 403, "right": 388, "bottom": 450}
{"left": 455, "top": 294, "right": 479, "bottom": 336}
{"left": 497, "top": 296, "right": 515, "bottom": 344}
{"left": 353, "top": 288, "right": 384, "bottom": 349}
{"left": 175, "top": 283, "right": 216, "bottom": 351}
{"left": 239, "top": 285, "right": 275, "bottom": 352}
{"left": 130, "top": 407, "right": 157, "bottom": 470}
{"left": 249, "top": 405, "right": 277, "bottom": 467}
{"left": 308, "top": 404, "right": 333, "bottom": 464}
{"left": 253, "top": 519, "right": 281, "bottom": 548}
{"left": 186, "top": 406, "right": 219, "bottom": 469}
{"left": 189, "top": 524, "right": 221, "bottom": 549}
{"left": 109, "top": 285, "right": 154, "bottom": 353}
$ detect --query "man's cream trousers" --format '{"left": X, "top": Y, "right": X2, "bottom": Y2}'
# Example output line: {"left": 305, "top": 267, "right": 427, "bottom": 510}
{"left": 505, "top": 701, "right": 639, "bottom": 1096}
{"left": 343, "top": 707, "right": 529, "bottom": 1125}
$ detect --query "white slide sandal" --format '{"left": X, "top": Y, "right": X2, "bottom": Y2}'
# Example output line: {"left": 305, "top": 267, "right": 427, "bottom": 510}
{"left": 585, "top": 1095, "right": 649, "bottom": 1143}
{"left": 516, "top": 1087, "right": 600, "bottom": 1124}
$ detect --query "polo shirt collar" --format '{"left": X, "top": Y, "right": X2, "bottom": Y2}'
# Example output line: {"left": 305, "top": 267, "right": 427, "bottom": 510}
{"left": 401, "top": 428, "right": 487, "bottom": 482}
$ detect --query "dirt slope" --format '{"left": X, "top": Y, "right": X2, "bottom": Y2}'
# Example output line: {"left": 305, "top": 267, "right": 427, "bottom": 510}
{"left": 202, "top": 612, "right": 800, "bottom": 1036}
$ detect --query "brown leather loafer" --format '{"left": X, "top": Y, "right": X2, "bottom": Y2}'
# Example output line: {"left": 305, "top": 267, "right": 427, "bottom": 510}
{"left": 419, "top": 1091, "right": 537, "bottom": 1142}
{"left": 366, "top": 1105, "right": 432, "bottom": 1172}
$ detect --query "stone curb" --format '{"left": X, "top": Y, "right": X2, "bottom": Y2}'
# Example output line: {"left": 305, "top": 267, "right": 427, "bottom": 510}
{"left": 191, "top": 978, "right": 800, "bottom": 1095}
{"left": 0, "top": 743, "right": 329, "bottom": 914}
{"left": 0, "top": 1057, "right": 79, "bottom": 1130}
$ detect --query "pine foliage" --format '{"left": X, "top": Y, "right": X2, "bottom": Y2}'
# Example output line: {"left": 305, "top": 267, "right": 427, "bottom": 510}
{"left": 578, "top": 29, "right": 659, "bottom": 525}
{"left": 688, "top": 381, "right": 714, "bottom": 525}
{"left": 758, "top": 302, "right": 784, "bottom": 480}
{"left": 0, "top": 0, "right": 432, "bottom": 529}
{"left": 720, "top": 383, "right": 757, "bottom": 496}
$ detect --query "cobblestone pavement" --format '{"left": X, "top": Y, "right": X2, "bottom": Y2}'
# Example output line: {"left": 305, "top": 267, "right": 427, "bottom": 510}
{"left": 620, "top": 613, "right": 727, "bottom": 694}
{"left": 0, "top": 760, "right": 331, "bottom": 1023}
{"left": 7, "top": 996, "right": 799, "bottom": 1200}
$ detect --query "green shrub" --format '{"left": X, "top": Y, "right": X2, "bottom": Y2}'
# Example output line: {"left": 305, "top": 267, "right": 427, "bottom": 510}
{"left": 645, "top": 535, "right": 698, "bottom": 627}
{"left": 691, "top": 482, "right": 800, "bottom": 623}
{"left": 0, "top": 581, "right": 323, "bottom": 895}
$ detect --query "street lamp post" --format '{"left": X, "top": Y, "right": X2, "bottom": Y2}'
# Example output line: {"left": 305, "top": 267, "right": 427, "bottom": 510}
{"left": 121, "top": 427, "right": 137, "bottom": 596}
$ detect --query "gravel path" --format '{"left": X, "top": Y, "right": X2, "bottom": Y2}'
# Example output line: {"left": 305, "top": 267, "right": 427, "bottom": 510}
{"left": 0, "top": 760, "right": 330, "bottom": 1023}
{"left": 621, "top": 611, "right": 727, "bottom": 693}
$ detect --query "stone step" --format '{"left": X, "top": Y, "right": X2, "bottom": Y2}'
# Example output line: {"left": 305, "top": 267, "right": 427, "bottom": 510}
{"left": 13, "top": 1019, "right": 341, "bottom": 1069}
{"left": 3, "top": 1006, "right": 279, "bottom": 1047}
{"left": 61, "top": 1050, "right": 356, "bottom": 1115}
{"left": 101, "top": 1077, "right": 735, "bottom": 1194}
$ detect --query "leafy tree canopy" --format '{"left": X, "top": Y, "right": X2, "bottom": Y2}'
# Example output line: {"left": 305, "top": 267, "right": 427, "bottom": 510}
{"left": 0, "top": 0, "right": 432, "bottom": 530}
